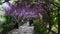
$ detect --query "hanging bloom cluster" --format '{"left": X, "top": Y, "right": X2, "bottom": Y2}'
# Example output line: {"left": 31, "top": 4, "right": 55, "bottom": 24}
{"left": 2, "top": 0, "right": 48, "bottom": 19}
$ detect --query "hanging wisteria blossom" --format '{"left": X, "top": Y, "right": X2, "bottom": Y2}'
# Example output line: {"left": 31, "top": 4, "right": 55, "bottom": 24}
{"left": 2, "top": 0, "right": 48, "bottom": 19}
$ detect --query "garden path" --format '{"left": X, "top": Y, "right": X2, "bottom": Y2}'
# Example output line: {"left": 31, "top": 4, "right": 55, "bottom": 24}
{"left": 7, "top": 21, "right": 34, "bottom": 34}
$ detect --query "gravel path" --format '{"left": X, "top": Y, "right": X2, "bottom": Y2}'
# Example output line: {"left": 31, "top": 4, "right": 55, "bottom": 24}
{"left": 7, "top": 22, "right": 34, "bottom": 34}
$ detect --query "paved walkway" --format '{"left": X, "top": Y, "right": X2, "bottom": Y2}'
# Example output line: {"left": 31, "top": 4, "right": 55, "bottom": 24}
{"left": 7, "top": 22, "right": 34, "bottom": 34}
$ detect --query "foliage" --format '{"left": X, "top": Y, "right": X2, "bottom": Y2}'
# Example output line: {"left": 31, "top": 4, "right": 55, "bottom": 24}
{"left": 33, "top": 18, "right": 48, "bottom": 34}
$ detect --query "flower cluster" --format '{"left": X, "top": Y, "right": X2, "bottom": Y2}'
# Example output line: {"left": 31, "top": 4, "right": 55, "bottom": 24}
{"left": 2, "top": 0, "right": 49, "bottom": 19}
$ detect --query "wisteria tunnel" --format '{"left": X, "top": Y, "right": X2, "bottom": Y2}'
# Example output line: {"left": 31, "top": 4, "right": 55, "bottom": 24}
{"left": 0, "top": 0, "right": 58, "bottom": 34}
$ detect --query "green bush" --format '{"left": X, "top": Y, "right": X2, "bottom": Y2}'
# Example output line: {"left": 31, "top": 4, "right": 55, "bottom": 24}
{"left": 33, "top": 18, "right": 48, "bottom": 34}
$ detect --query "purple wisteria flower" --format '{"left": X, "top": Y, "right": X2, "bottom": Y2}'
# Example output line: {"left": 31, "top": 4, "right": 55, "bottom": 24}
{"left": 2, "top": 0, "right": 46, "bottom": 19}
